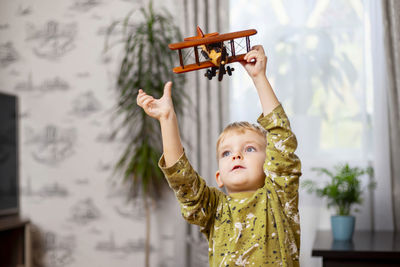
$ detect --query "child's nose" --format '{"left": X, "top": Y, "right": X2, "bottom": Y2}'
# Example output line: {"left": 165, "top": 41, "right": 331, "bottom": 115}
{"left": 232, "top": 153, "right": 242, "bottom": 160}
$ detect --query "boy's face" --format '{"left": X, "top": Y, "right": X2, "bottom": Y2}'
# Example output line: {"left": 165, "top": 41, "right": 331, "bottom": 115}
{"left": 215, "top": 129, "right": 266, "bottom": 194}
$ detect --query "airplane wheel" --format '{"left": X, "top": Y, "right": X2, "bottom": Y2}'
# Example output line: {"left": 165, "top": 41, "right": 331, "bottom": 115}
{"left": 204, "top": 69, "right": 213, "bottom": 80}
{"left": 211, "top": 67, "right": 217, "bottom": 76}
{"left": 205, "top": 74, "right": 212, "bottom": 80}
{"left": 227, "top": 66, "right": 234, "bottom": 76}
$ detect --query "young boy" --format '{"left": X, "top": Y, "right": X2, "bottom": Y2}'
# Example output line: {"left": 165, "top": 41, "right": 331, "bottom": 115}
{"left": 137, "top": 45, "right": 301, "bottom": 266}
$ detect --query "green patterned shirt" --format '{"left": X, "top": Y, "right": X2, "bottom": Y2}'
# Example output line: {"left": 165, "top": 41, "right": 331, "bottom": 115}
{"left": 159, "top": 104, "right": 301, "bottom": 266}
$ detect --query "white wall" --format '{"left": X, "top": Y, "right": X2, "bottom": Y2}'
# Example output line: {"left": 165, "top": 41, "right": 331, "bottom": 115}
{"left": 0, "top": 1, "right": 184, "bottom": 266}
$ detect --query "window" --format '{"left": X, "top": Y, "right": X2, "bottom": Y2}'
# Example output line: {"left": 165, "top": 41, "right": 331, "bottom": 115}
{"left": 229, "top": 0, "right": 373, "bottom": 162}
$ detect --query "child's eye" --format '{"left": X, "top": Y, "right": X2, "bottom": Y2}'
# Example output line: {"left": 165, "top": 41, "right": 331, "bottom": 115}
{"left": 222, "top": 151, "right": 231, "bottom": 157}
{"left": 245, "top": 146, "right": 256, "bottom": 152}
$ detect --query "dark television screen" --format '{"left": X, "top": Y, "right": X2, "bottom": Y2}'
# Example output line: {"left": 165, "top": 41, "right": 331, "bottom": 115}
{"left": 0, "top": 92, "right": 19, "bottom": 215}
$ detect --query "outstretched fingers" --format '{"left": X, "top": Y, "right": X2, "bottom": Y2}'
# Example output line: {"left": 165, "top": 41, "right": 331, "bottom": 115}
{"left": 163, "top": 81, "right": 172, "bottom": 99}
{"left": 141, "top": 96, "right": 154, "bottom": 108}
{"left": 137, "top": 90, "right": 153, "bottom": 108}
{"left": 136, "top": 81, "right": 174, "bottom": 120}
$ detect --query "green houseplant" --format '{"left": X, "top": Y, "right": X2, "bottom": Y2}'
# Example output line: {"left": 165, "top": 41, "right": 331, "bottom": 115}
{"left": 105, "top": 3, "right": 186, "bottom": 266}
{"left": 302, "top": 163, "right": 375, "bottom": 240}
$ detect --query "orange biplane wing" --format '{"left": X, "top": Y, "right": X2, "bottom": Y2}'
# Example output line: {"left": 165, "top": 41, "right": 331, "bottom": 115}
{"left": 171, "top": 54, "right": 246, "bottom": 74}
{"left": 169, "top": 26, "right": 257, "bottom": 81}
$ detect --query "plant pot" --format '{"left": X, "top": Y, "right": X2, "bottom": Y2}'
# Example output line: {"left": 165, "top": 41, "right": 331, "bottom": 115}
{"left": 331, "top": 239, "right": 354, "bottom": 250}
{"left": 331, "top": 215, "right": 355, "bottom": 241}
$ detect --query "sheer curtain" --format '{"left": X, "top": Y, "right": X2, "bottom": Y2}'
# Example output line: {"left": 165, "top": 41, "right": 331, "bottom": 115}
{"left": 177, "top": 1, "right": 229, "bottom": 266}
{"left": 381, "top": 0, "right": 400, "bottom": 232}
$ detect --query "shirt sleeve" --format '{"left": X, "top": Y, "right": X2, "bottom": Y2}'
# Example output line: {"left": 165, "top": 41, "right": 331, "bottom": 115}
{"left": 257, "top": 104, "right": 302, "bottom": 220}
{"left": 158, "top": 152, "right": 221, "bottom": 234}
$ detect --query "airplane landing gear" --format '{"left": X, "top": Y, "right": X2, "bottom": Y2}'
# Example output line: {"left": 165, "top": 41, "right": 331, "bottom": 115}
{"left": 204, "top": 67, "right": 217, "bottom": 80}
{"left": 205, "top": 69, "right": 213, "bottom": 80}
{"left": 227, "top": 66, "right": 234, "bottom": 76}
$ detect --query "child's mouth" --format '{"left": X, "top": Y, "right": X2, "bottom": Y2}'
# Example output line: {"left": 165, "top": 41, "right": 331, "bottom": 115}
{"left": 232, "top": 165, "right": 244, "bottom": 171}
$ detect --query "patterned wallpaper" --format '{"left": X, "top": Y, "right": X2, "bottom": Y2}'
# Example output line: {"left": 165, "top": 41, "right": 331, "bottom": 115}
{"left": 0, "top": 0, "right": 182, "bottom": 266}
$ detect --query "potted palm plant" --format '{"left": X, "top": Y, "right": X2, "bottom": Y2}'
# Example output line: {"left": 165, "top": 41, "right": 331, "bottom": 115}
{"left": 104, "top": 2, "right": 186, "bottom": 267}
{"left": 302, "top": 163, "right": 375, "bottom": 241}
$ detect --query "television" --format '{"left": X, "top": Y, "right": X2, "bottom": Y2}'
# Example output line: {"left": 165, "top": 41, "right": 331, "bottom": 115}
{"left": 0, "top": 92, "right": 19, "bottom": 216}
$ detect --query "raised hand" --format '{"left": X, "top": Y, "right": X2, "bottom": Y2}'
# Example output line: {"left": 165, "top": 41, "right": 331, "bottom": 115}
{"left": 136, "top": 81, "right": 174, "bottom": 121}
{"left": 240, "top": 45, "right": 267, "bottom": 79}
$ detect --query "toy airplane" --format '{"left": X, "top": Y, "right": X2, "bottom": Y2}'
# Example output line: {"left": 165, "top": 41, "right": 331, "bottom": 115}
{"left": 168, "top": 26, "right": 257, "bottom": 81}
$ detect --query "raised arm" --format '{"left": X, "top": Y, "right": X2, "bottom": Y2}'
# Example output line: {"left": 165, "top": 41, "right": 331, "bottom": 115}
{"left": 242, "top": 45, "right": 301, "bottom": 211}
{"left": 138, "top": 81, "right": 221, "bottom": 234}
{"left": 241, "top": 45, "right": 280, "bottom": 115}
{"left": 136, "top": 81, "right": 184, "bottom": 167}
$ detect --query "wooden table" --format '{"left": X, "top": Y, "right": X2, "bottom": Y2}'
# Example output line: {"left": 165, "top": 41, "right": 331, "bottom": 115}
{"left": 0, "top": 216, "right": 31, "bottom": 267}
{"left": 312, "top": 230, "right": 400, "bottom": 267}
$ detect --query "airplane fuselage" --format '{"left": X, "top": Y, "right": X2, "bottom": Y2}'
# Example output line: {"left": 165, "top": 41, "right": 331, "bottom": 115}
{"left": 200, "top": 43, "right": 224, "bottom": 66}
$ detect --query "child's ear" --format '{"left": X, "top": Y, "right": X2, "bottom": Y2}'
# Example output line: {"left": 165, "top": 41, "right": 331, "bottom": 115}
{"left": 215, "top": 171, "right": 224, "bottom": 188}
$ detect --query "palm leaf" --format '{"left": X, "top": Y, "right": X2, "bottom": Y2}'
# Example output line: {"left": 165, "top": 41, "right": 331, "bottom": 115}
{"left": 105, "top": 3, "right": 186, "bottom": 202}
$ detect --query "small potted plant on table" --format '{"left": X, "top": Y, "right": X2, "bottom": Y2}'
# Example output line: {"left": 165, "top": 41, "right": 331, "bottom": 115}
{"left": 302, "top": 163, "right": 375, "bottom": 241}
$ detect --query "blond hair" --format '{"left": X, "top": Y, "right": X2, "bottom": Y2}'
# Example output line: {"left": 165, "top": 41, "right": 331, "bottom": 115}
{"left": 216, "top": 122, "right": 267, "bottom": 159}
